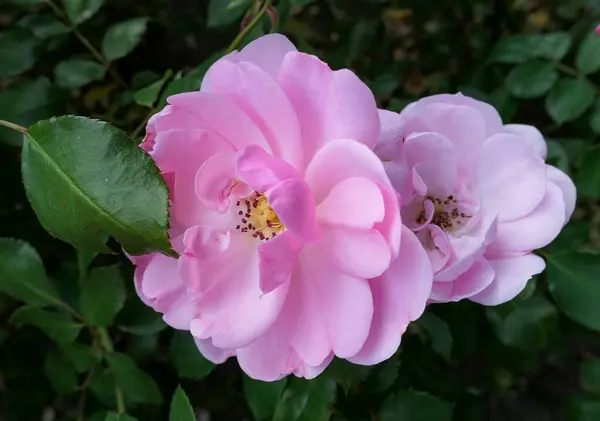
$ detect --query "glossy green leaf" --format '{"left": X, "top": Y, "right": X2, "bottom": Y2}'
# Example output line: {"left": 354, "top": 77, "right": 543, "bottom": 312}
{"left": 0, "top": 77, "right": 65, "bottom": 146}
{"left": 244, "top": 376, "right": 287, "bottom": 421}
{"left": 169, "top": 331, "right": 214, "bottom": 380}
{"left": 133, "top": 70, "right": 171, "bottom": 107}
{"left": 0, "top": 28, "right": 40, "bottom": 78}
{"left": 535, "top": 32, "right": 572, "bottom": 60}
{"left": 0, "top": 238, "right": 60, "bottom": 306}
{"left": 208, "top": 0, "right": 252, "bottom": 28}
{"left": 415, "top": 312, "right": 453, "bottom": 361}
{"left": 80, "top": 264, "right": 126, "bottom": 326}
{"left": 577, "top": 146, "right": 600, "bottom": 199}
{"left": 489, "top": 34, "right": 541, "bottom": 63}
{"left": 576, "top": 30, "right": 600, "bottom": 75}
{"left": 21, "top": 116, "right": 173, "bottom": 256}
{"left": 63, "top": 0, "right": 105, "bottom": 25}
{"left": 10, "top": 306, "right": 82, "bottom": 344}
{"left": 102, "top": 18, "right": 148, "bottom": 61}
{"left": 54, "top": 59, "right": 106, "bottom": 89}
{"left": 547, "top": 252, "right": 600, "bottom": 332}
{"left": 44, "top": 350, "right": 78, "bottom": 394}
{"left": 324, "top": 358, "right": 372, "bottom": 393}
{"left": 546, "top": 78, "right": 595, "bottom": 124}
{"left": 379, "top": 391, "right": 453, "bottom": 421}
{"left": 486, "top": 296, "right": 557, "bottom": 349}
{"left": 61, "top": 342, "right": 98, "bottom": 373}
{"left": 364, "top": 355, "right": 400, "bottom": 393}
{"left": 505, "top": 60, "right": 558, "bottom": 99}
{"left": 273, "top": 378, "right": 335, "bottom": 421}
{"left": 18, "top": 15, "right": 70, "bottom": 38}
{"left": 90, "top": 369, "right": 118, "bottom": 407}
{"left": 106, "top": 352, "right": 162, "bottom": 404}
{"left": 169, "top": 386, "right": 196, "bottom": 421}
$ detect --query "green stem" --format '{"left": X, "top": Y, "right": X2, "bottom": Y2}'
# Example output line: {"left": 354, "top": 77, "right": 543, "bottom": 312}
{"left": 0, "top": 120, "right": 27, "bottom": 134}
{"left": 131, "top": 108, "right": 155, "bottom": 139}
{"left": 554, "top": 61, "right": 600, "bottom": 93}
{"left": 97, "top": 327, "right": 125, "bottom": 413}
{"left": 44, "top": 0, "right": 128, "bottom": 89}
{"left": 226, "top": 0, "right": 274, "bottom": 54}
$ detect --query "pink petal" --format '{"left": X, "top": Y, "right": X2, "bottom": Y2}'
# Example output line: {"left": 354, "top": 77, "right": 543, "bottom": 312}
{"left": 416, "top": 224, "right": 451, "bottom": 272}
{"left": 374, "top": 109, "right": 404, "bottom": 161}
{"left": 413, "top": 93, "right": 504, "bottom": 137}
{"left": 278, "top": 53, "right": 379, "bottom": 163}
{"left": 349, "top": 227, "right": 433, "bottom": 365}
{"left": 320, "top": 226, "right": 392, "bottom": 279}
{"left": 195, "top": 337, "right": 235, "bottom": 364}
{"left": 233, "top": 33, "right": 297, "bottom": 79}
{"left": 258, "top": 232, "right": 301, "bottom": 294}
{"left": 236, "top": 145, "right": 297, "bottom": 192}
{"left": 167, "top": 91, "right": 271, "bottom": 152}
{"left": 185, "top": 233, "right": 289, "bottom": 349}
{"left": 504, "top": 124, "right": 547, "bottom": 159}
{"left": 487, "top": 182, "right": 566, "bottom": 256}
{"left": 478, "top": 133, "right": 547, "bottom": 222}
{"left": 163, "top": 292, "right": 196, "bottom": 330}
{"left": 470, "top": 254, "right": 545, "bottom": 306}
{"left": 430, "top": 258, "right": 494, "bottom": 302}
{"left": 266, "top": 177, "right": 319, "bottom": 243}
{"left": 316, "top": 177, "right": 385, "bottom": 229}
{"left": 404, "top": 132, "right": 458, "bottom": 197}
{"left": 140, "top": 253, "right": 183, "bottom": 300}
{"left": 200, "top": 60, "right": 303, "bottom": 169}
{"left": 305, "top": 139, "right": 390, "bottom": 203}
{"left": 403, "top": 198, "right": 434, "bottom": 231}
{"left": 194, "top": 151, "right": 237, "bottom": 212}
{"left": 546, "top": 165, "right": 576, "bottom": 223}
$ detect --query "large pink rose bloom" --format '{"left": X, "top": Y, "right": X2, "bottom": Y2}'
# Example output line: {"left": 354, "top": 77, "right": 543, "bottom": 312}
{"left": 376, "top": 93, "right": 576, "bottom": 305}
{"left": 131, "top": 34, "right": 433, "bottom": 380}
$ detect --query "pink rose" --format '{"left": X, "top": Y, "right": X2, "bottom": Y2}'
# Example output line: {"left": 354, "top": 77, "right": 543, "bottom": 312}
{"left": 375, "top": 93, "right": 576, "bottom": 305}
{"left": 131, "top": 34, "right": 433, "bottom": 380}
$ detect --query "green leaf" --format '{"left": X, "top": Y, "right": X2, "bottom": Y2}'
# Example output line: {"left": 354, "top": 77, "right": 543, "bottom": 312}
{"left": 63, "top": 0, "right": 105, "bottom": 25}
{"left": 414, "top": 312, "right": 453, "bottom": 361}
{"left": 324, "top": 358, "right": 372, "bottom": 393}
{"left": 566, "top": 396, "right": 600, "bottom": 421}
{"left": 576, "top": 30, "right": 600, "bottom": 75}
{"left": 379, "top": 391, "right": 453, "bottom": 421}
{"left": 0, "top": 238, "right": 60, "bottom": 306}
{"left": 577, "top": 146, "right": 600, "bottom": 199}
{"left": 489, "top": 34, "right": 540, "bottom": 63}
{"left": 273, "top": 378, "right": 336, "bottom": 421}
{"left": 0, "top": 77, "right": 65, "bottom": 146}
{"left": 547, "top": 252, "right": 600, "bottom": 332}
{"left": 90, "top": 369, "right": 118, "bottom": 406}
{"left": 589, "top": 100, "right": 600, "bottom": 135}
{"left": 505, "top": 60, "right": 558, "bottom": 99}
{"left": 169, "top": 331, "right": 214, "bottom": 380}
{"left": 581, "top": 359, "right": 600, "bottom": 394}
{"left": 21, "top": 116, "right": 173, "bottom": 256}
{"left": 77, "top": 249, "right": 99, "bottom": 276}
{"left": 80, "top": 265, "right": 126, "bottom": 326}
{"left": 244, "top": 376, "right": 287, "bottom": 421}
{"left": 0, "top": 28, "right": 40, "bottom": 78}
{"left": 546, "top": 78, "right": 595, "bottom": 124}
{"left": 17, "top": 15, "right": 70, "bottom": 38}
{"left": 133, "top": 70, "right": 171, "bottom": 107}
{"left": 44, "top": 350, "right": 78, "bottom": 394}
{"left": 10, "top": 306, "right": 82, "bottom": 344}
{"left": 208, "top": 0, "right": 252, "bottom": 28}
{"left": 365, "top": 355, "right": 400, "bottom": 393}
{"left": 535, "top": 32, "right": 572, "bottom": 61}
{"left": 102, "top": 18, "right": 148, "bottom": 61}
{"left": 169, "top": 386, "right": 196, "bottom": 421}
{"left": 486, "top": 296, "right": 557, "bottom": 349}
{"left": 54, "top": 59, "right": 106, "bottom": 89}
{"left": 489, "top": 87, "right": 518, "bottom": 122}
{"left": 104, "top": 413, "right": 138, "bottom": 421}
{"left": 61, "top": 342, "right": 98, "bottom": 373}
{"left": 117, "top": 297, "right": 167, "bottom": 335}
{"left": 106, "top": 352, "right": 162, "bottom": 404}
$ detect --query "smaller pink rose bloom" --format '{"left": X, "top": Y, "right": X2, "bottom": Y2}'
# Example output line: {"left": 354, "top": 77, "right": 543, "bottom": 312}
{"left": 131, "top": 34, "right": 433, "bottom": 380}
{"left": 375, "top": 93, "right": 576, "bottom": 305}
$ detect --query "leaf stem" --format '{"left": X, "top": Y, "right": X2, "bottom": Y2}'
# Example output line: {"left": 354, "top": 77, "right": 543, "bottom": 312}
{"left": 0, "top": 120, "right": 27, "bottom": 134}
{"left": 226, "top": 0, "right": 274, "bottom": 54}
{"left": 44, "top": 0, "right": 128, "bottom": 89}
{"left": 554, "top": 61, "right": 600, "bottom": 93}
{"left": 76, "top": 368, "right": 95, "bottom": 421}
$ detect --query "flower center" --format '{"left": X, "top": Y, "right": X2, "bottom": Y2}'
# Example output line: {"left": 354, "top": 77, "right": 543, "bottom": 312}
{"left": 416, "top": 194, "right": 471, "bottom": 232}
{"left": 234, "top": 192, "right": 284, "bottom": 241}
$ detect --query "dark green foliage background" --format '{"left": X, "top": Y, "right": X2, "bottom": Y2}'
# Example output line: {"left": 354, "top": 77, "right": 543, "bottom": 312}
{"left": 1, "top": 0, "right": 600, "bottom": 420}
